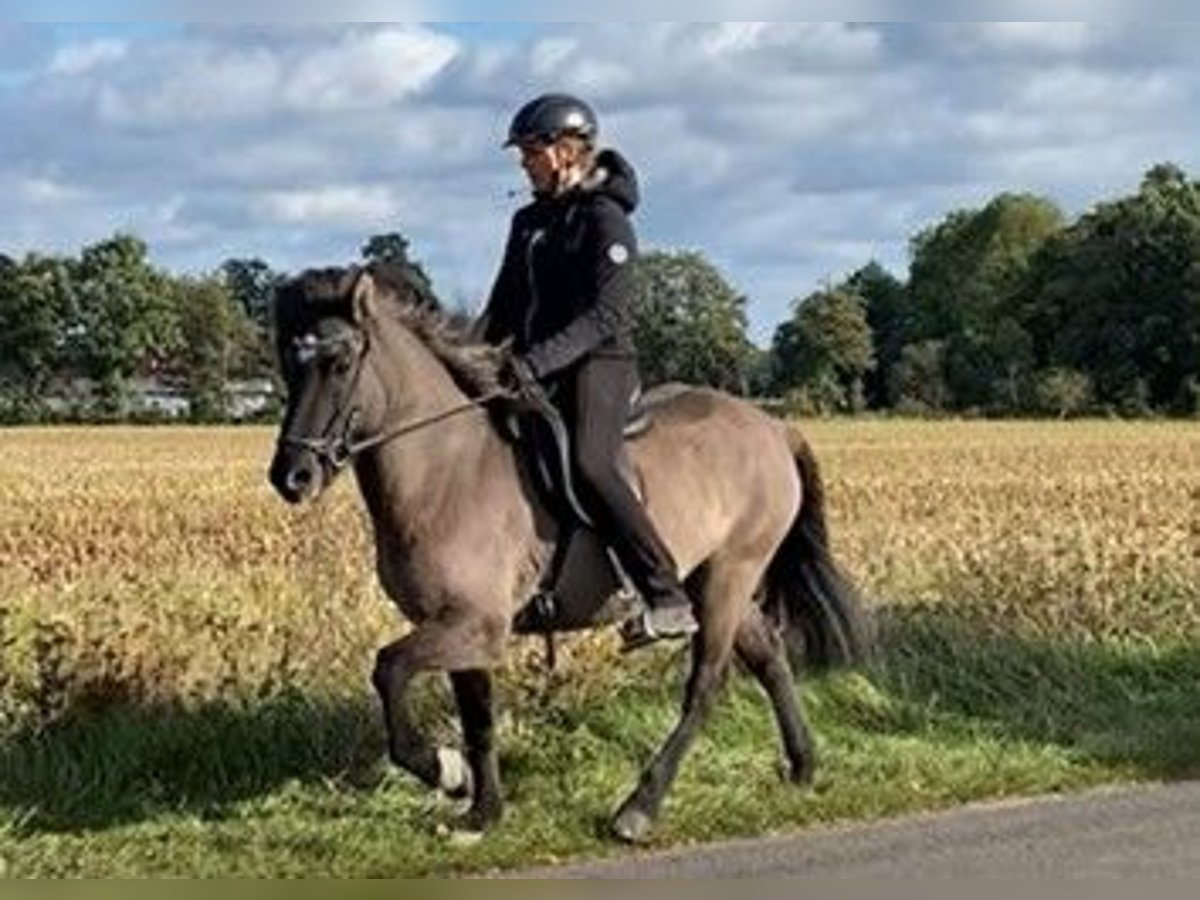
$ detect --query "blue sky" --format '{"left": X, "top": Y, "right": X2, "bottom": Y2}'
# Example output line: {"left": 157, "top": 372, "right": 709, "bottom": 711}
{"left": 4, "top": 21, "right": 1200, "bottom": 342}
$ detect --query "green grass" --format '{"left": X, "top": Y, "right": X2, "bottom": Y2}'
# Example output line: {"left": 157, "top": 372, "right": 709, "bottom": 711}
{"left": 2, "top": 606, "right": 1198, "bottom": 877}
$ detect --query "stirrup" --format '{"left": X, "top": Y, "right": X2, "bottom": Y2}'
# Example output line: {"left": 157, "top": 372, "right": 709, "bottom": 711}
{"left": 618, "top": 604, "right": 698, "bottom": 652}
{"left": 513, "top": 591, "right": 559, "bottom": 634}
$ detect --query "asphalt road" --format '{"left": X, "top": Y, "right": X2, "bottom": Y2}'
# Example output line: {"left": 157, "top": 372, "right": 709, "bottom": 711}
{"left": 512, "top": 781, "right": 1200, "bottom": 878}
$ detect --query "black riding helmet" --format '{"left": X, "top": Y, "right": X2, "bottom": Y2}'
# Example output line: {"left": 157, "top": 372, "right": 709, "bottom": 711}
{"left": 504, "top": 93, "right": 598, "bottom": 147}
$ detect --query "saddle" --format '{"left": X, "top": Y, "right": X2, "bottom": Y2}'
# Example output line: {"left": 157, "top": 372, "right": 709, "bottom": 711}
{"left": 504, "top": 384, "right": 651, "bottom": 635}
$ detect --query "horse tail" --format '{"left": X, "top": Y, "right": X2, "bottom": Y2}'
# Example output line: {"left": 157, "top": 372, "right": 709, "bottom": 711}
{"left": 763, "top": 426, "right": 874, "bottom": 672}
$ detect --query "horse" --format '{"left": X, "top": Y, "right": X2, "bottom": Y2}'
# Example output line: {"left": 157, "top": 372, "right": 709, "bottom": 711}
{"left": 267, "top": 261, "right": 872, "bottom": 843}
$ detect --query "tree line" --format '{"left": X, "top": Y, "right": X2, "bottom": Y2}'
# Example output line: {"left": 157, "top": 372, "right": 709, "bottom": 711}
{"left": 1, "top": 162, "right": 1197, "bottom": 422}
{"left": 678, "top": 161, "right": 1197, "bottom": 418}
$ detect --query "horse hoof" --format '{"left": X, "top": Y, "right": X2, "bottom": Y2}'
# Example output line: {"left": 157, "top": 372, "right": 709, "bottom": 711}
{"left": 611, "top": 807, "right": 654, "bottom": 844}
{"left": 777, "top": 759, "right": 814, "bottom": 786}
{"left": 437, "top": 746, "right": 473, "bottom": 799}
{"left": 435, "top": 821, "right": 485, "bottom": 847}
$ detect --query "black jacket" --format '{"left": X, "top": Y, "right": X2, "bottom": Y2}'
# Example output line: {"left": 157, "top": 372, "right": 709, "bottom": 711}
{"left": 479, "top": 148, "right": 640, "bottom": 380}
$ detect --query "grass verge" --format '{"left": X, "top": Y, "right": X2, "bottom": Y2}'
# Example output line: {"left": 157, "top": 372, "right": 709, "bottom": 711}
{"left": 2, "top": 604, "right": 1197, "bottom": 877}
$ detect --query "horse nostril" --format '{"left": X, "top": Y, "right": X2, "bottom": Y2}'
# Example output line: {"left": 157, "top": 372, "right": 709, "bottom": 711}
{"left": 286, "top": 467, "right": 313, "bottom": 494}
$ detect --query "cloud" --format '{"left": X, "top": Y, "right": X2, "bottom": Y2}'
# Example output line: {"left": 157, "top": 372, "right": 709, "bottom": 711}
{"left": 3, "top": 21, "right": 1200, "bottom": 343}
{"left": 84, "top": 25, "right": 458, "bottom": 128}
{"left": 252, "top": 185, "right": 401, "bottom": 227}
{"left": 48, "top": 38, "right": 128, "bottom": 75}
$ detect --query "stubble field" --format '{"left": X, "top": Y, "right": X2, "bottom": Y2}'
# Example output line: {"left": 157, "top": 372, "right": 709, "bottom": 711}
{"left": 0, "top": 420, "right": 1196, "bottom": 876}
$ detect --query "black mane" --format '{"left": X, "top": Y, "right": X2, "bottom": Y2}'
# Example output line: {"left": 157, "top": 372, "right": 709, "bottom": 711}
{"left": 274, "top": 261, "right": 504, "bottom": 397}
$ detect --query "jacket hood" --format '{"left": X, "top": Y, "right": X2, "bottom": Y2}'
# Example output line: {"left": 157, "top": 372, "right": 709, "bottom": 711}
{"left": 584, "top": 148, "right": 639, "bottom": 214}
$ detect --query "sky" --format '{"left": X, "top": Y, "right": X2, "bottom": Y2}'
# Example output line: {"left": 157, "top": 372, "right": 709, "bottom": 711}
{"left": 4, "top": 19, "right": 1200, "bottom": 343}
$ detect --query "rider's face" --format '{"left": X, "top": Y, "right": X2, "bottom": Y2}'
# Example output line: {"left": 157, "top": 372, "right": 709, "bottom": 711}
{"left": 516, "top": 139, "right": 565, "bottom": 194}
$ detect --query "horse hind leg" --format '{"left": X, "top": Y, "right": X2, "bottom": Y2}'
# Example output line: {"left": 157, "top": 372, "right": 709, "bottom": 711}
{"left": 735, "top": 603, "right": 815, "bottom": 785}
{"left": 610, "top": 560, "right": 754, "bottom": 844}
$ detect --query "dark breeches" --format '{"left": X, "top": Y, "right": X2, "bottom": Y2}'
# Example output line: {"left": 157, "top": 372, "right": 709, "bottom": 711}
{"left": 563, "top": 355, "right": 684, "bottom": 602}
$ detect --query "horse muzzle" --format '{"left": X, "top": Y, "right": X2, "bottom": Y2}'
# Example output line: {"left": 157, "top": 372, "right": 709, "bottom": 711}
{"left": 268, "top": 445, "right": 327, "bottom": 505}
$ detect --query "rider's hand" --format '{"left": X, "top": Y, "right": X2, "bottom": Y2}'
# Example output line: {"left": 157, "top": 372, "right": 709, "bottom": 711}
{"left": 500, "top": 354, "right": 541, "bottom": 397}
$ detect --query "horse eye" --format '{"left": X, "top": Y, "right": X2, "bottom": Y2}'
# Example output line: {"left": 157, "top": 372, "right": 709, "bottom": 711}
{"left": 293, "top": 334, "right": 319, "bottom": 366}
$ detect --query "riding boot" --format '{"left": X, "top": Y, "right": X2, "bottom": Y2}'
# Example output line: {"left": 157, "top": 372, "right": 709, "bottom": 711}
{"left": 597, "top": 506, "right": 698, "bottom": 650}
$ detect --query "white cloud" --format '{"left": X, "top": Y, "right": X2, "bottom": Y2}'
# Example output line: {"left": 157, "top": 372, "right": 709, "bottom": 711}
{"left": 15, "top": 174, "right": 86, "bottom": 204}
{"left": 91, "top": 25, "right": 457, "bottom": 127}
{"left": 95, "top": 43, "right": 282, "bottom": 126}
{"left": 253, "top": 185, "right": 401, "bottom": 227}
{"left": 950, "top": 23, "right": 1105, "bottom": 56}
{"left": 4, "top": 21, "right": 1200, "bottom": 340}
{"left": 282, "top": 27, "right": 458, "bottom": 111}
{"left": 48, "top": 39, "right": 127, "bottom": 76}
{"left": 1015, "top": 65, "right": 1180, "bottom": 113}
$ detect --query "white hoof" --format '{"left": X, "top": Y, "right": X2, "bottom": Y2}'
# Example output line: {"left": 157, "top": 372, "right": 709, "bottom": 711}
{"left": 611, "top": 807, "right": 654, "bottom": 844}
{"left": 436, "top": 746, "right": 472, "bottom": 797}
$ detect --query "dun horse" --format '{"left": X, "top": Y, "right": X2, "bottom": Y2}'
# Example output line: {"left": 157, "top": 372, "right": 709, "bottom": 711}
{"left": 267, "top": 262, "right": 871, "bottom": 842}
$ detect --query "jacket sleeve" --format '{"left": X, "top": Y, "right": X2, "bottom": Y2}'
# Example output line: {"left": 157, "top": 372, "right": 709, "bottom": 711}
{"left": 473, "top": 215, "right": 524, "bottom": 346}
{"left": 523, "top": 199, "right": 637, "bottom": 378}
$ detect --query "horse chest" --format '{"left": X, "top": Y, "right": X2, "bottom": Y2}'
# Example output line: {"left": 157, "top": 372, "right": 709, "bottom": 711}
{"left": 373, "top": 541, "right": 441, "bottom": 621}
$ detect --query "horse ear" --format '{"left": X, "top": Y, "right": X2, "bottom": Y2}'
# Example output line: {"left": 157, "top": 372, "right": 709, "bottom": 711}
{"left": 350, "top": 269, "right": 377, "bottom": 324}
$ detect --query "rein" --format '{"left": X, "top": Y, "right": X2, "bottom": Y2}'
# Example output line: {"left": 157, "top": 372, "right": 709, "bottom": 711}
{"left": 283, "top": 390, "right": 507, "bottom": 470}
{"left": 354, "top": 391, "right": 509, "bottom": 452}
{"left": 279, "top": 328, "right": 509, "bottom": 470}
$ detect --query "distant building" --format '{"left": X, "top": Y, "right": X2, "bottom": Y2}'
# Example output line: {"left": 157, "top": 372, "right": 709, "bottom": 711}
{"left": 40, "top": 377, "right": 278, "bottom": 421}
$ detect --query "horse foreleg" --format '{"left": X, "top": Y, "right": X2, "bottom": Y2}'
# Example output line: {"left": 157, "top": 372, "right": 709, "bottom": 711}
{"left": 371, "top": 634, "right": 441, "bottom": 790}
{"left": 371, "top": 613, "right": 508, "bottom": 830}
{"left": 735, "top": 604, "right": 815, "bottom": 784}
{"left": 450, "top": 669, "right": 503, "bottom": 832}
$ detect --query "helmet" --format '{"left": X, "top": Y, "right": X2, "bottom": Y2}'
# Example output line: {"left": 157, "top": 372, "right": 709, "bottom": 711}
{"left": 504, "top": 93, "right": 598, "bottom": 147}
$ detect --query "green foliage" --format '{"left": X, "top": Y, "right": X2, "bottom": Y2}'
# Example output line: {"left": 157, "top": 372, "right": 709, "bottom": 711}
{"left": 171, "top": 275, "right": 260, "bottom": 422}
{"left": 219, "top": 257, "right": 281, "bottom": 330}
{"left": 0, "top": 620, "right": 1195, "bottom": 875}
{"left": 0, "top": 253, "right": 73, "bottom": 420}
{"left": 907, "top": 193, "right": 1064, "bottom": 411}
{"left": 847, "top": 262, "right": 912, "bottom": 409}
{"left": 65, "top": 234, "right": 181, "bottom": 415}
{"left": 1029, "top": 163, "right": 1200, "bottom": 414}
{"left": 890, "top": 339, "right": 950, "bottom": 414}
{"left": 631, "top": 250, "right": 754, "bottom": 391}
{"left": 3, "top": 161, "right": 1199, "bottom": 422}
{"left": 1032, "top": 367, "right": 1093, "bottom": 418}
{"left": 772, "top": 286, "right": 875, "bottom": 413}
{"left": 361, "top": 231, "right": 437, "bottom": 305}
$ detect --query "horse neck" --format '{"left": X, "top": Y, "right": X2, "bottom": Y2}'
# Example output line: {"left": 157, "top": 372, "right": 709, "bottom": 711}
{"left": 353, "top": 319, "right": 506, "bottom": 527}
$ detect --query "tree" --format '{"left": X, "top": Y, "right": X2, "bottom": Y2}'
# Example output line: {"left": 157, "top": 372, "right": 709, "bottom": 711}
{"left": 360, "top": 231, "right": 437, "bottom": 306}
{"left": 1033, "top": 367, "right": 1092, "bottom": 418}
{"left": 171, "top": 275, "right": 259, "bottom": 422}
{"left": 631, "top": 250, "right": 754, "bottom": 391}
{"left": 0, "top": 253, "right": 73, "bottom": 419}
{"left": 1028, "top": 162, "right": 1200, "bottom": 413}
{"left": 65, "top": 234, "right": 180, "bottom": 415}
{"left": 845, "top": 262, "right": 911, "bottom": 409}
{"left": 908, "top": 193, "right": 1064, "bottom": 410}
{"left": 219, "top": 257, "right": 280, "bottom": 329}
{"left": 219, "top": 257, "right": 282, "bottom": 378}
{"left": 890, "top": 339, "right": 950, "bottom": 414}
{"left": 771, "top": 286, "right": 875, "bottom": 414}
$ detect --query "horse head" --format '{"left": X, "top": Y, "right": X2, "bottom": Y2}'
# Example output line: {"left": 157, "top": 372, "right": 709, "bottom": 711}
{"left": 268, "top": 265, "right": 393, "bottom": 504}
{"left": 268, "top": 261, "right": 505, "bottom": 505}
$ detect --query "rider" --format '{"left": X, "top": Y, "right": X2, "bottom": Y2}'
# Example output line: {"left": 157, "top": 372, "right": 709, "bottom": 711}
{"left": 476, "top": 92, "right": 699, "bottom": 649}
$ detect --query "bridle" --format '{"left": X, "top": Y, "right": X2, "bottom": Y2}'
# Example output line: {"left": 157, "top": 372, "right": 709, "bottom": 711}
{"left": 278, "top": 327, "right": 507, "bottom": 472}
